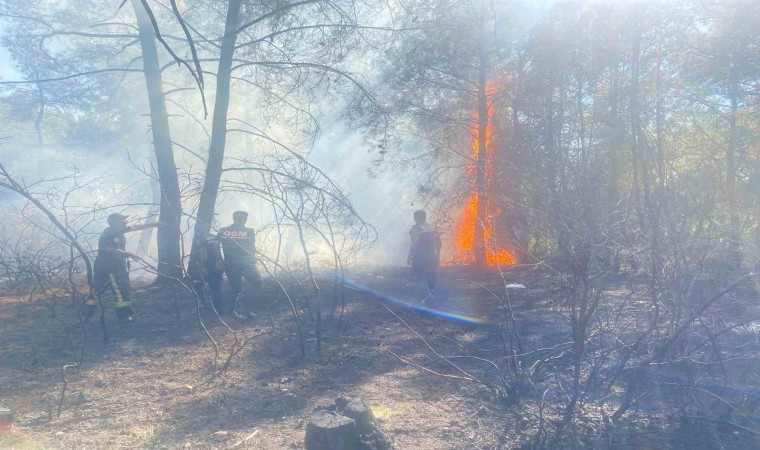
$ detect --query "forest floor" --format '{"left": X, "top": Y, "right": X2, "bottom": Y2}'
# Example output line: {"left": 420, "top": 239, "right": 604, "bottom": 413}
{"left": 1, "top": 265, "right": 759, "bottom": 449}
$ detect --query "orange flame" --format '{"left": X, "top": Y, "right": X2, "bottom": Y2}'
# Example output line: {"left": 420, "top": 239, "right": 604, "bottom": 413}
{"left": 449, "top": 82, "right": 516, "bottom": 266}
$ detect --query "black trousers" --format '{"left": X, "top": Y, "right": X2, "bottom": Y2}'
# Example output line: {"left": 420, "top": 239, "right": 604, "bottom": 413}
{"left": 191, "top": 270, "right": 224, "bottom": 311}
{"left": 225, "top": 260, "right": 261, "bottom": 309}
{"left": 83, "top": 265, "right": 132, "bottom": 320}
{"left": 411, "top": 259, "right": 438, "bottom": 290}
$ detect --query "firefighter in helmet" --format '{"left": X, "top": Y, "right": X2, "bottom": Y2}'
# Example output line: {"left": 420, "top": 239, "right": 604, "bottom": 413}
{"left": 217, "top": 211, "right": 262, "bottom": 316}
{"left": 82, "top": 213, "right": 162, "bottom": 322}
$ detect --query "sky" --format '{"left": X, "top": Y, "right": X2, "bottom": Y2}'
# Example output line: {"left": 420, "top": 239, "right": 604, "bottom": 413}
{"left": 0, "top": 20, "right": 20, "bottom": 80}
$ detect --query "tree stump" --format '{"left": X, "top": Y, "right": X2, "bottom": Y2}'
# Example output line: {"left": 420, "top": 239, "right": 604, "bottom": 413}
{"left": 306, "top": 398, "right": 393, "bottom": 450}
{"left": 339, "top": 397, "right": 375, "bottom": 434}
{"left": 305, "top": 410, "right": 359, "bottom": 450}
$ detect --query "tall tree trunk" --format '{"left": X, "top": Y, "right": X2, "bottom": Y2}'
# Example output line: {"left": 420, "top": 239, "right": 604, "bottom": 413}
{"left": 629, "top": 7, "right": 646, "bottom": 233}
{"left": 607, "top": 65, "right": 622, "bottom": 234}
{"left": 139, "top": 171, "right": 161, "bottom": 256}
{"left": 474, "top": 38, "right": 488, "bottom": 266}
{"left": 545, "top": 69, "right": 564, "bottom": 258}
{"left": 650, "top": 17, "right": 665, "bottom": 337}
{"left": 726, "top": 57, "right": 741, "bottom": 266}
{"left": 132, "top": 0, "right": 183, "bottom": 279}
{"left": 509, "top": 57, "right": 529, "bottom": 257}
{"left": 192, "top": 0, "right": 243, "bottom": 245}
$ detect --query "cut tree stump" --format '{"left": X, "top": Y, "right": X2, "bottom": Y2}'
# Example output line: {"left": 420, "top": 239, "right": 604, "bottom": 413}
{"left": 306, "top": 398, "right": 393, "bottom": 450}
{"left": 339, "top": 397, "right": 375, "bottom": 434}
{"left": 305, "top": 410, "right": 359, "bottom": 450}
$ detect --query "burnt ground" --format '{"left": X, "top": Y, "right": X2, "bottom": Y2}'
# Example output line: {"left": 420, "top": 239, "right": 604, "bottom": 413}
{"left": 1, "top": 266, "right": 759, "bottom": 449}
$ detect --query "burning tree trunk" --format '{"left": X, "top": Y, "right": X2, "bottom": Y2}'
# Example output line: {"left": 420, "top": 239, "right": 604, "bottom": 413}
{"left": 132, "top": 0, "right": 183, "bottom": 280}
{"left": 450, "top": 40, "right": 516, "bottom": 267}
{"left": 474, "top": 40, "right": 489, "bottom": 267}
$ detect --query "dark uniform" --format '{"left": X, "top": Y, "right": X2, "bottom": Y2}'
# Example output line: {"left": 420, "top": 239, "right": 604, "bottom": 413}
{"left": 83, "top": 226, "right": 133, "bottom": 321}
{"left": 409, "top": 223, "right": 441, "bottom": 290}
{"left": 188, "top": 238, "right": 224, "bottom": 312}
{"left": 217, "top": 223, "right": 261, "bottom": 310}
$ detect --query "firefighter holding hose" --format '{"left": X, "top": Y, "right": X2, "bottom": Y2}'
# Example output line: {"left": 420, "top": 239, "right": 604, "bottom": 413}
{"left": 82, "top": 213, "right": 162, "bottom": 322}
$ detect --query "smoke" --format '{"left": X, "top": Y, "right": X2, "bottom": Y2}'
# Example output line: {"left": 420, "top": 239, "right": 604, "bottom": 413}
{"left": 0, "top": 0, "right": 561, "bottom": 271}
{"left": 307, "top": 115, "right": 418, "bottom": 265}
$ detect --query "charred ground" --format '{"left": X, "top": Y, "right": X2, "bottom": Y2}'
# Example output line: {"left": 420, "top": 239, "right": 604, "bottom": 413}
{"left": 1, "top": 266, "right": 759, "bottom": 449}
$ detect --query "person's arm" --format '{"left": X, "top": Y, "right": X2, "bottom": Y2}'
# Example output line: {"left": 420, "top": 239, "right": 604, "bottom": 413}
{"left": 100, "top": 229, "right": 138, "bottom": 261}
{"left": 104, "top": 247, "right": 141, "bottom": 261}
{"left": 125, "top": 221, "right": 164, "bottom": 233}
{"left": 407, "top": 227, "right": 419, "bottom": 265}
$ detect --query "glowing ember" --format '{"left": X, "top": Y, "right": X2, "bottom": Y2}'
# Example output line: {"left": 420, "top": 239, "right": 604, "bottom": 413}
{"left": 450, "top": 83, "right": 516, "bottom": 266}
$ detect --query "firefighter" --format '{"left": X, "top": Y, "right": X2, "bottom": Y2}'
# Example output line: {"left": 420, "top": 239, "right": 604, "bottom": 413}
{"left": 188, "top": 236, "right": 225, "bottom": 312}
{"left": 82, "top": 213, "right": 162, "bottom": 322}
{"left": 217, "top": 211, "right": 261, "bottom": 316}
{"left": 407, "top": 209, "right": 442, "bottom": 295}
